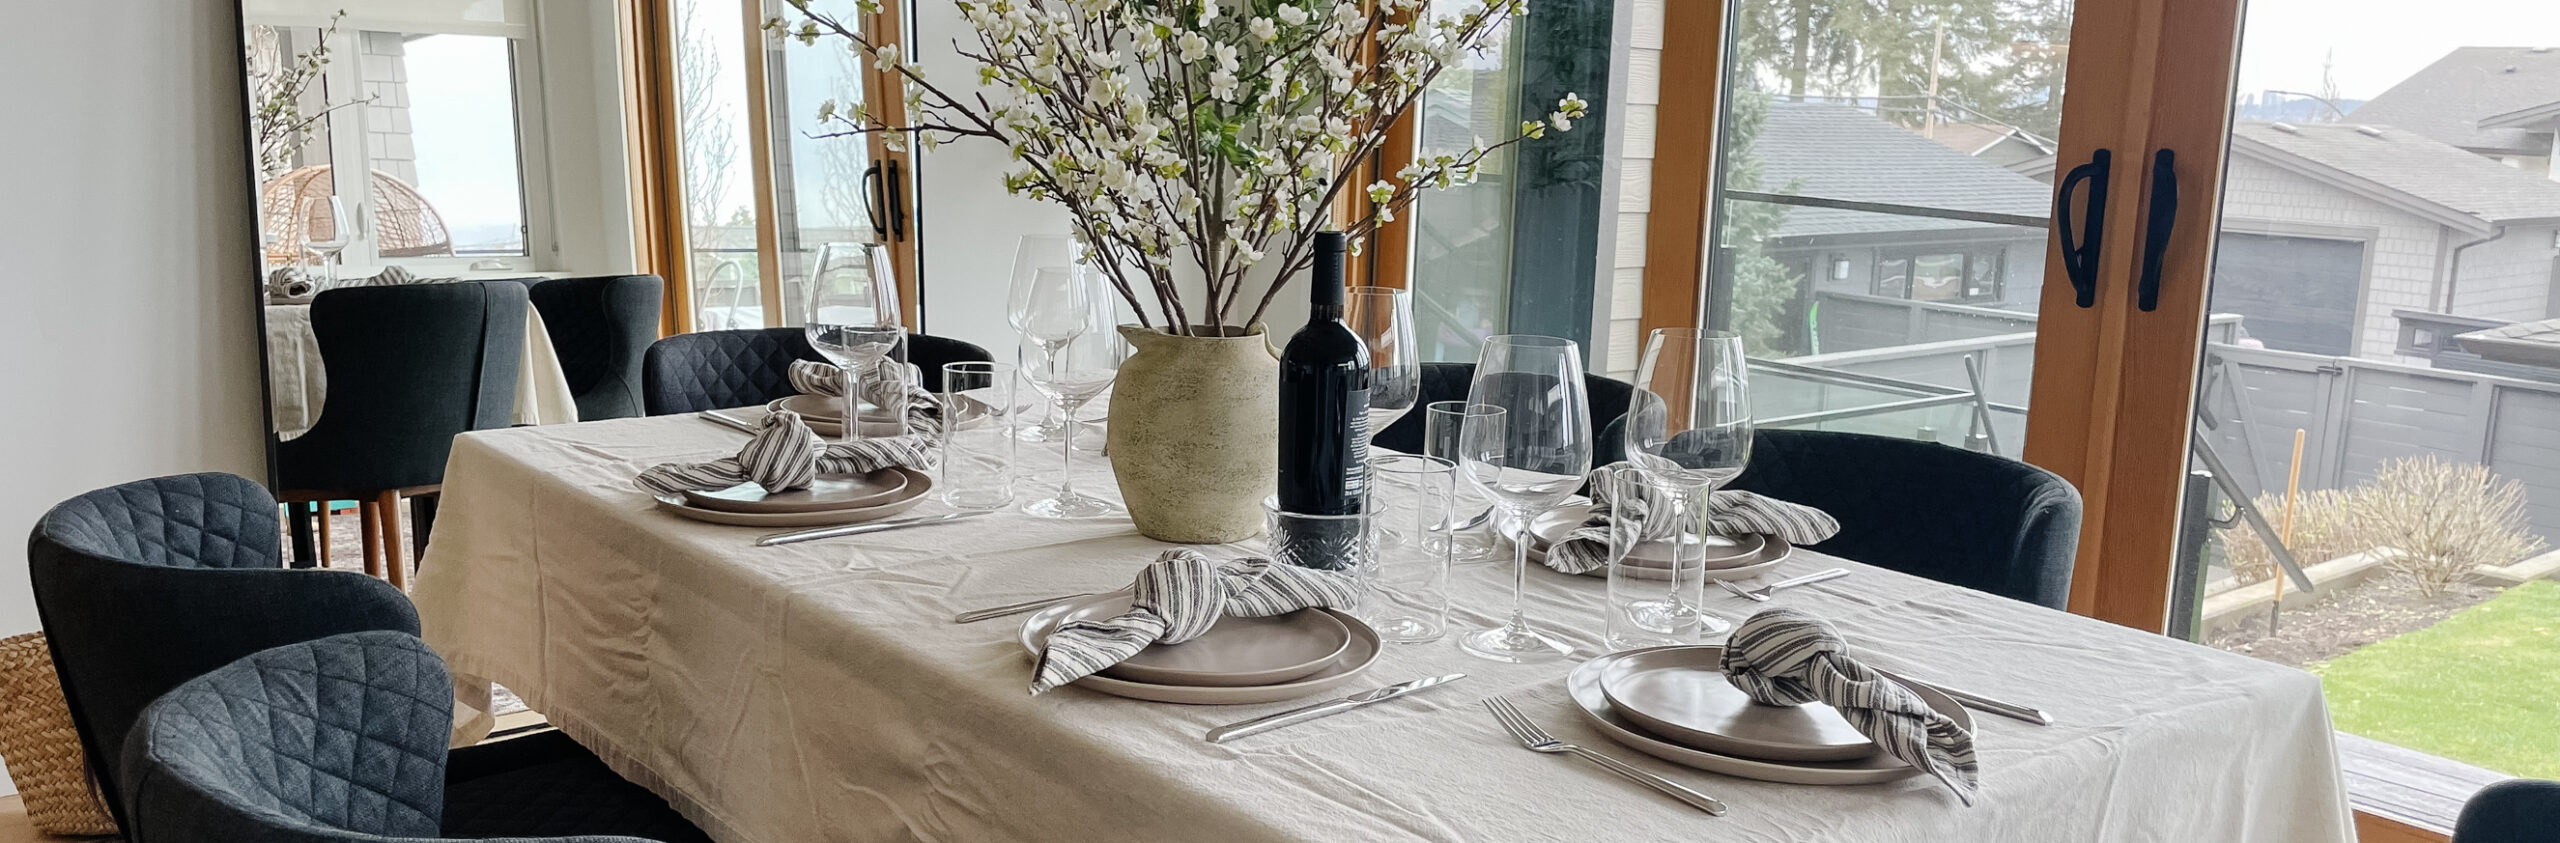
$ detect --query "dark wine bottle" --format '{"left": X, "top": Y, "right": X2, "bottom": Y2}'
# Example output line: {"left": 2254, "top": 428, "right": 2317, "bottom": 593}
{"left": 1274, "top": 232, "right": 1371, "bottom": 570}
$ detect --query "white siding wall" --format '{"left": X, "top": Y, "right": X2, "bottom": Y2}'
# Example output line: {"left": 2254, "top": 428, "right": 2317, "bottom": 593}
{"left": 2451, "top": 225, "right": 2560, "bottom": 321}
{"left": 2219, "top": 154, "right": 2446, "bottom": 358}
{"left": 1603, "top": 0, "right": 1663, "bottom": 380}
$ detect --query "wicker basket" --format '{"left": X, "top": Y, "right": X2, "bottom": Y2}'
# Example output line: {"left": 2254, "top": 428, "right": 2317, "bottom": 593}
{"left": 0, "top": 633, "right": 117, "bottom": 836}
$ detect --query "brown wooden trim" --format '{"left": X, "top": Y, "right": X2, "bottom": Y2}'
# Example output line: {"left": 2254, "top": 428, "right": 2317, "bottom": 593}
{"left": 862, "top": 2, "right": 921, "bottom": 329}
{"left": 738, "top": 0, "right": 787, "bottom": 329}
{"left": 624, "top": 0, "right": 692, "bottom": 335}
{"left": 1635, "top": 0, "right": 1725, "bottom": 337}
{"left": 2357, "top": 809, "right": 2452, "bottom": 843}
{"left": 1363, "top": 110, "right": 1417, "bottom": 290}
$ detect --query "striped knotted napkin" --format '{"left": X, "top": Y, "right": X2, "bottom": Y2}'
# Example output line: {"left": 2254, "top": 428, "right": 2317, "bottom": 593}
{"left": 1546, "top": 464, "right": 1840, "bottom": 575}
{"left": 1721, "top": 607, "right": 1981, "bottom": 805}
{"left": 634, "top": 372, "right": 942, "bottom": 497}
{"left": 1030, "top": 549, "right": 1363, "bottom": 695}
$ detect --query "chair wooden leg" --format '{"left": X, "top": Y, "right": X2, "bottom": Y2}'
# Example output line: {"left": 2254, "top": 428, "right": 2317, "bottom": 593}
{"left": 358, "top": 499, "right": 385, "bottom": 579}
{"left": 317, "top": 503, "right": 334, "bottom": 568}
{"left": 377, "top": 491, "right": 408, "bottom": 591}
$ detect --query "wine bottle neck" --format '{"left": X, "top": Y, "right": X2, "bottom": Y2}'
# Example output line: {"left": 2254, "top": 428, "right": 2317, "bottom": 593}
{"left": 1309, "top": 303, "right": 1342, "bottom": 322}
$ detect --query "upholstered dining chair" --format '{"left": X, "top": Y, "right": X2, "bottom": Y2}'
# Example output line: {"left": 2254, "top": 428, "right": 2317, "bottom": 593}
{"left": 275, "top": 282, "right": 527, "bottom": 585}
{"left": 1371, "top": 361, "right": 1639, "bottom": 467}
{"left": 640, "top": 326, "right": 993, "bottom": 416}
{"left": 498, "top": 275, "right": 664, "bottom": 421}
{"left": 120, "top": 631, "right": 710, "bottom": 843}
{"left": 1722, "top": 429, "right": 2083, "bottom": 610}
{"left": 28, "top": 472, "right": 421, "bottom": 829}
{"left": 2455, "top": 779, "right": 2560, "bottom": 843}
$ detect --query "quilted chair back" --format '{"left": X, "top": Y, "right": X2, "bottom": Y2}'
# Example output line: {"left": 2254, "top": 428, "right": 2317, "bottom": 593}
{"left": 1726, "top": 429, "right": 2083, "bottom": 609}
{"left": 1370, "top": 362, "right": 1639, "bottom": 466}
{"left": 641, "top": 327, "right": 993, "bottom": 416}
{"left": 526, "top": 276, "right": 663, "bottom": 421}
{"left": 29, "top": 473, "right": 421, "bottom": 828}
{"left": 277, "top": 282, "right": 529, "bottom": 492}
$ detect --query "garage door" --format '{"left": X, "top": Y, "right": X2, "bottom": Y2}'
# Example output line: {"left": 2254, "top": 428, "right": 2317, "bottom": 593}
{"left": 2208, "top": 232, "right": 2365, "bottom": 355}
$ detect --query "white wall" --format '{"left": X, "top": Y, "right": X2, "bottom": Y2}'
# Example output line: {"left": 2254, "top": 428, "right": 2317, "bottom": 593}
{"left": 911, "top": 0, "right": 1067, "bottom": 356}
{"left": 0, "top": 0, "right": 272, "bottom": 644}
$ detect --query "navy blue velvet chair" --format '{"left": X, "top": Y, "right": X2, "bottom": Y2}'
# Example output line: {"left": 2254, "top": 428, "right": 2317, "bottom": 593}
{"left": 641, "top": 326, "right": 992, "bottom": 416}
{"left": 519, "top": 275, "right": 664, "bottom": 422}
{"left": 34, "top": 474, "right": 710, "bottom": 842}
{"left": 2455, "top": 779, "right": 2560, "bottom": 843}
{"left": 120, "top": 632, "right": 706, "bottom": 843}
{"left": 1725, "top": 430, "right": 2082, "bottom": 609}
{"left": 1370, "top": 361, "right": 1639, "bottom": 466}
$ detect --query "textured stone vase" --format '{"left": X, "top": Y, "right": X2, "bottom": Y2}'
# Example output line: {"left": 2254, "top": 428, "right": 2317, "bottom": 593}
{"left": 1107, "top": 324, "right": 1279, "bottom": 543}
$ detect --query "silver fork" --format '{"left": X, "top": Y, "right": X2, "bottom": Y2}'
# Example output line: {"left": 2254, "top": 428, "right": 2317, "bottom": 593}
{"left": 1483, "top": 697, "right": 1728, "bottom": 816}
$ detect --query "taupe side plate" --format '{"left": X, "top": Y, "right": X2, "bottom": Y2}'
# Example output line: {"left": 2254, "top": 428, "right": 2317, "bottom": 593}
{"left": 1019, "top": 601, "right": 1382, "bottom": 705}
{"left": 681, "top": 468, "right": 909, "bottom": 513}
{"left": 1566, "top": 648, "right": 1971, "bottom": 785}
{"left": 1529, "top": 505, "right": 1767, "bottom": 567}
{"left": 653, "top": 467, "right": 933, "bottom": 527}
{"left": 1598, "top": 646, "right": 1876, "bottom": 762}
{"left": 1037, "top": 595, "right": 1354, "bottom": 687}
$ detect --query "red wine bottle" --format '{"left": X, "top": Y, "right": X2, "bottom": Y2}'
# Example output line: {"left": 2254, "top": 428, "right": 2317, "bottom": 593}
{"left": 1274, "top": 232, "right": 1370, "bottom": 569}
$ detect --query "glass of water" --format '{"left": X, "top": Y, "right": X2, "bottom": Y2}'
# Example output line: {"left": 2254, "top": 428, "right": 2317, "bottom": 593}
{"left": 1600, "top": 464, "right": 1728, "bottom": 651}
{"left": 1423, "top": 401, "right": 1505, "bottom": 563}
{"left": 939, "top": 362, "right": 1019, "bottom": 510}
{"left": 1367, "top": 454, "right": 1454, "bottom": 643}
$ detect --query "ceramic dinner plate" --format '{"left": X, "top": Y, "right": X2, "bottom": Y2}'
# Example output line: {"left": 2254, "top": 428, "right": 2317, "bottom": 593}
{"left": 1528, "top": 505, "right": 1766, "bottom": 567}
{"left": 1018, "top": 601, "right": 1381, "bottom": 705}
{"left": 1527, "top": 525, "right": 1792, "bottom": 582}
{"left": 1566, "top": 647, "right": 1970, "bottom": 785}
{"left": 766, "top": 397, "right": 906, "bottom": 438}
{"left": 680, "top": 468, "right": 909, "bottom": 513}
{"left": 1040, "top": 595, "right": 1354, "bottom": 687}
{"left": 1598, "top": 646, "right": 1876, "bottom": 761}
{"left": 652, "top": 467, "right": 933, "bottom": 527}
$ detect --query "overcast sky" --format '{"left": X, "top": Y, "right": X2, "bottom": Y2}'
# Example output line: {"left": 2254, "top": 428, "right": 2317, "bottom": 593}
{"left": 2235, "top": 0, "right": 2560, "bottom": 101}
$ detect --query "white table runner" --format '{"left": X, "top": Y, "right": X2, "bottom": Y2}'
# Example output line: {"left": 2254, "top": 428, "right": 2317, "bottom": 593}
{"left": 413, "top": 416, "right": 2354, "bottom": 843}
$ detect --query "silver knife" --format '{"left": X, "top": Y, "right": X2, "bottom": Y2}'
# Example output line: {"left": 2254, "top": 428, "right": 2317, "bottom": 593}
{"left": 1206, "top": 674, "right": 1467, "bottom": 743}
{"left": 1908, "top": 679, "right": 2053, "bottom": 726}
{"left": 755, "top": 510, "right": 990, "bottom": 547}
{"left": 699, "top": 410, "right": 759, "bottom": 433}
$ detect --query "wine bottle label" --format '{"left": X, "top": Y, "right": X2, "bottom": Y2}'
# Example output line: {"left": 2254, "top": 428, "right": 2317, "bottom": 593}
{"left": 1344, "top": 386, "right": 1369, "bottom": 501}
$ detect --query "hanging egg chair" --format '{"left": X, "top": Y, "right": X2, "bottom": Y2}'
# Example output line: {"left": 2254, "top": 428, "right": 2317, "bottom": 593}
{"left": 259, "top": 165, "right": 454, "bottom": 264}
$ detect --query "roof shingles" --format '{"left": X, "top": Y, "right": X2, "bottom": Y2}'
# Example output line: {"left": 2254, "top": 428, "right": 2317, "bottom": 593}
{"left": 2232, "top": 122, "right": 2560, "bottom": 225}
{"left": 2348, "top": 46, "right": 2560, "bottom": 155}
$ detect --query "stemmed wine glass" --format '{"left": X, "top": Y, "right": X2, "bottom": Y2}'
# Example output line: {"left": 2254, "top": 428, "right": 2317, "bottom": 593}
{"left": 1345, "top": 286, "right": 1419, "bottom": 543}
{"left": 1008, "top": 235, "right": 1079, "bottom": 443}
{"left": 1620, "top": 328, "right": 1753, "bottom": 640}
{"left": 1457, "top": 335, "right": 1593, "bottom": 663}
{"left": 1020, "top": 266, "right": 1124, "bottom": 519}
{"left": 298, "top": 196, "right": 350, "bottom": 287}
{"left": 805, "top": 242, "right": 905, "bottom": 441}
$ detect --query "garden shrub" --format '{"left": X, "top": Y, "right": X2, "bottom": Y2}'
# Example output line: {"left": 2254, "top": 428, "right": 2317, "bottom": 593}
{"left": 2339, "top": 456, "right": 2543, "bottom": 597}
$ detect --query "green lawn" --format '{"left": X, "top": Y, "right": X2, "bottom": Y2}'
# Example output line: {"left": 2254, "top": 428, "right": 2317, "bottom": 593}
{"left": 2311, "top": 580, "right": 2560, "bottom": 778}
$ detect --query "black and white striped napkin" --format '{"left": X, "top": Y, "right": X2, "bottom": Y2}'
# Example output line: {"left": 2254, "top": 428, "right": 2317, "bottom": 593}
{"left": 1030, "top": 549, "right": 1363, "bottom": 695}
{"left": 1546, "top": 465, "right": 1840, "bottom": 575}
{"left": 1722, "top": 607, "right": 1980, "bottom": 804}
{"left": 634, "top": 371, "right": 942, "bottom": 497}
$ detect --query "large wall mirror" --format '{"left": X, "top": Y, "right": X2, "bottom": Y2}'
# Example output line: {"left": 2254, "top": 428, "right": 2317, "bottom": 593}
{"left": 238, "top": 0, "right": 646, "bottom": 577}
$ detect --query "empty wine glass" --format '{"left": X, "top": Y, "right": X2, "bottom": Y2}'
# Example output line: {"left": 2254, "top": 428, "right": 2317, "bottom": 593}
{"left": 806, "top": 242, "right": 905, "bottom": 440}
{"left": 1619, "top": 328, "right": 1752, "bottom": 642}
{"left": 1009, "top": 235, "right": 1079, "bottom": 442}
{"left": 1344, "top": 287, "right": 1420, "bottom": 437}
{"left": 1456, "top": 335, "right": 1593, "bottom": 663}
{"left": 1020, "top": 268, "right": 1123, "bottom": 519}
{"left": 298, "top": 196, "right": 350, "bottom": 286}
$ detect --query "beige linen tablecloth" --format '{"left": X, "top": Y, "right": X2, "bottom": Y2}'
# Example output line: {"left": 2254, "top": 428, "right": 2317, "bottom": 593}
{"left": 414, "top": 417, "right": 2354, "bottom": 843}
{"left": 263, "top": 303, "right": 579, "bottom": 439}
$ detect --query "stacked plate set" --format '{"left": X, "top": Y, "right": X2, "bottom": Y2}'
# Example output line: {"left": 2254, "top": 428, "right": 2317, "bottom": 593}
{"left": 1018, "top": 594, "right": 1383, "bottom": 705}
{"left": 652, "top": 464, "right": 937, "bottom": 528}
{"left": 1566, "top": 646, "right": 1970, "bottom": 785}
{"left": 1523, "top": 503, "right": 1794, "bottom": 580}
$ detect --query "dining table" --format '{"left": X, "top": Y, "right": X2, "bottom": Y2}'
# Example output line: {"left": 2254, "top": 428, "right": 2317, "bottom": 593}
{"left": 412, "top": 413, "right": 2356, "bottom": 843}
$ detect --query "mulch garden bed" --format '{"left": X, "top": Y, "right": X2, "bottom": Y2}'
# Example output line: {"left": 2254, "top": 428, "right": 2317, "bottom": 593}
{"left": 2207, "top": 576, "right": 2501, "bottom": 668}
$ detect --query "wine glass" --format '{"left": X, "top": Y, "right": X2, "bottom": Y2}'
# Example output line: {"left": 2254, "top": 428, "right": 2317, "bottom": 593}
{"left": 1020, "top": 268, "right": 1123, "bottom": 519}
{"left": 805, "top": 242, "right": 905, "bottom": 440}
{"left": 1345, "top": 286, "right": 1419, "bottom": 544}
{"left": 1620, "top": 328, "right": 1752, "bottom": 641}
{"left": 1456, "top": 335, "right": 1593, "bottom": 663}
{"left": 298, "top": 196, "right": 350, "bottom": 286}
{"left": 1009, "top": 235, "right": 1079, "bottom": 442}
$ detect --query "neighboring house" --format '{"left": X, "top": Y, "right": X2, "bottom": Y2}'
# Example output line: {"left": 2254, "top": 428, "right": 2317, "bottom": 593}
{"left": 1923, "top": 122, "right": 2056, "bottom": 169}
{"left": 2350, "top": 46, "right": 2560, "bottom": 179}
{"left": 2218, "top": 122, "right": 2560, "bottom": 358}
{"left": 1751, "top": 103, "right": 2055, "bottom": 326}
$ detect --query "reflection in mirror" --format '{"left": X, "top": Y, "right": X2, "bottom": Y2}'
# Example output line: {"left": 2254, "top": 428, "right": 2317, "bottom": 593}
{"left": 239, "top": 0, "right": 649, "bottom": 573}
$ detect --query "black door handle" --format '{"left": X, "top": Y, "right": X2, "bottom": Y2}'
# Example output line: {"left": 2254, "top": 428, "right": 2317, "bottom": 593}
{"left": 861, "top": 162, "right": 888, "bottom": 240}
{"left": 884, "top": 158, "right": 909, "bottom": 243}
{"left": 2053, "top": 149, "right": 2112, "bottom": 308}
{"left": 2138, "top": 149, "right": 2178, "bottom": 312}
